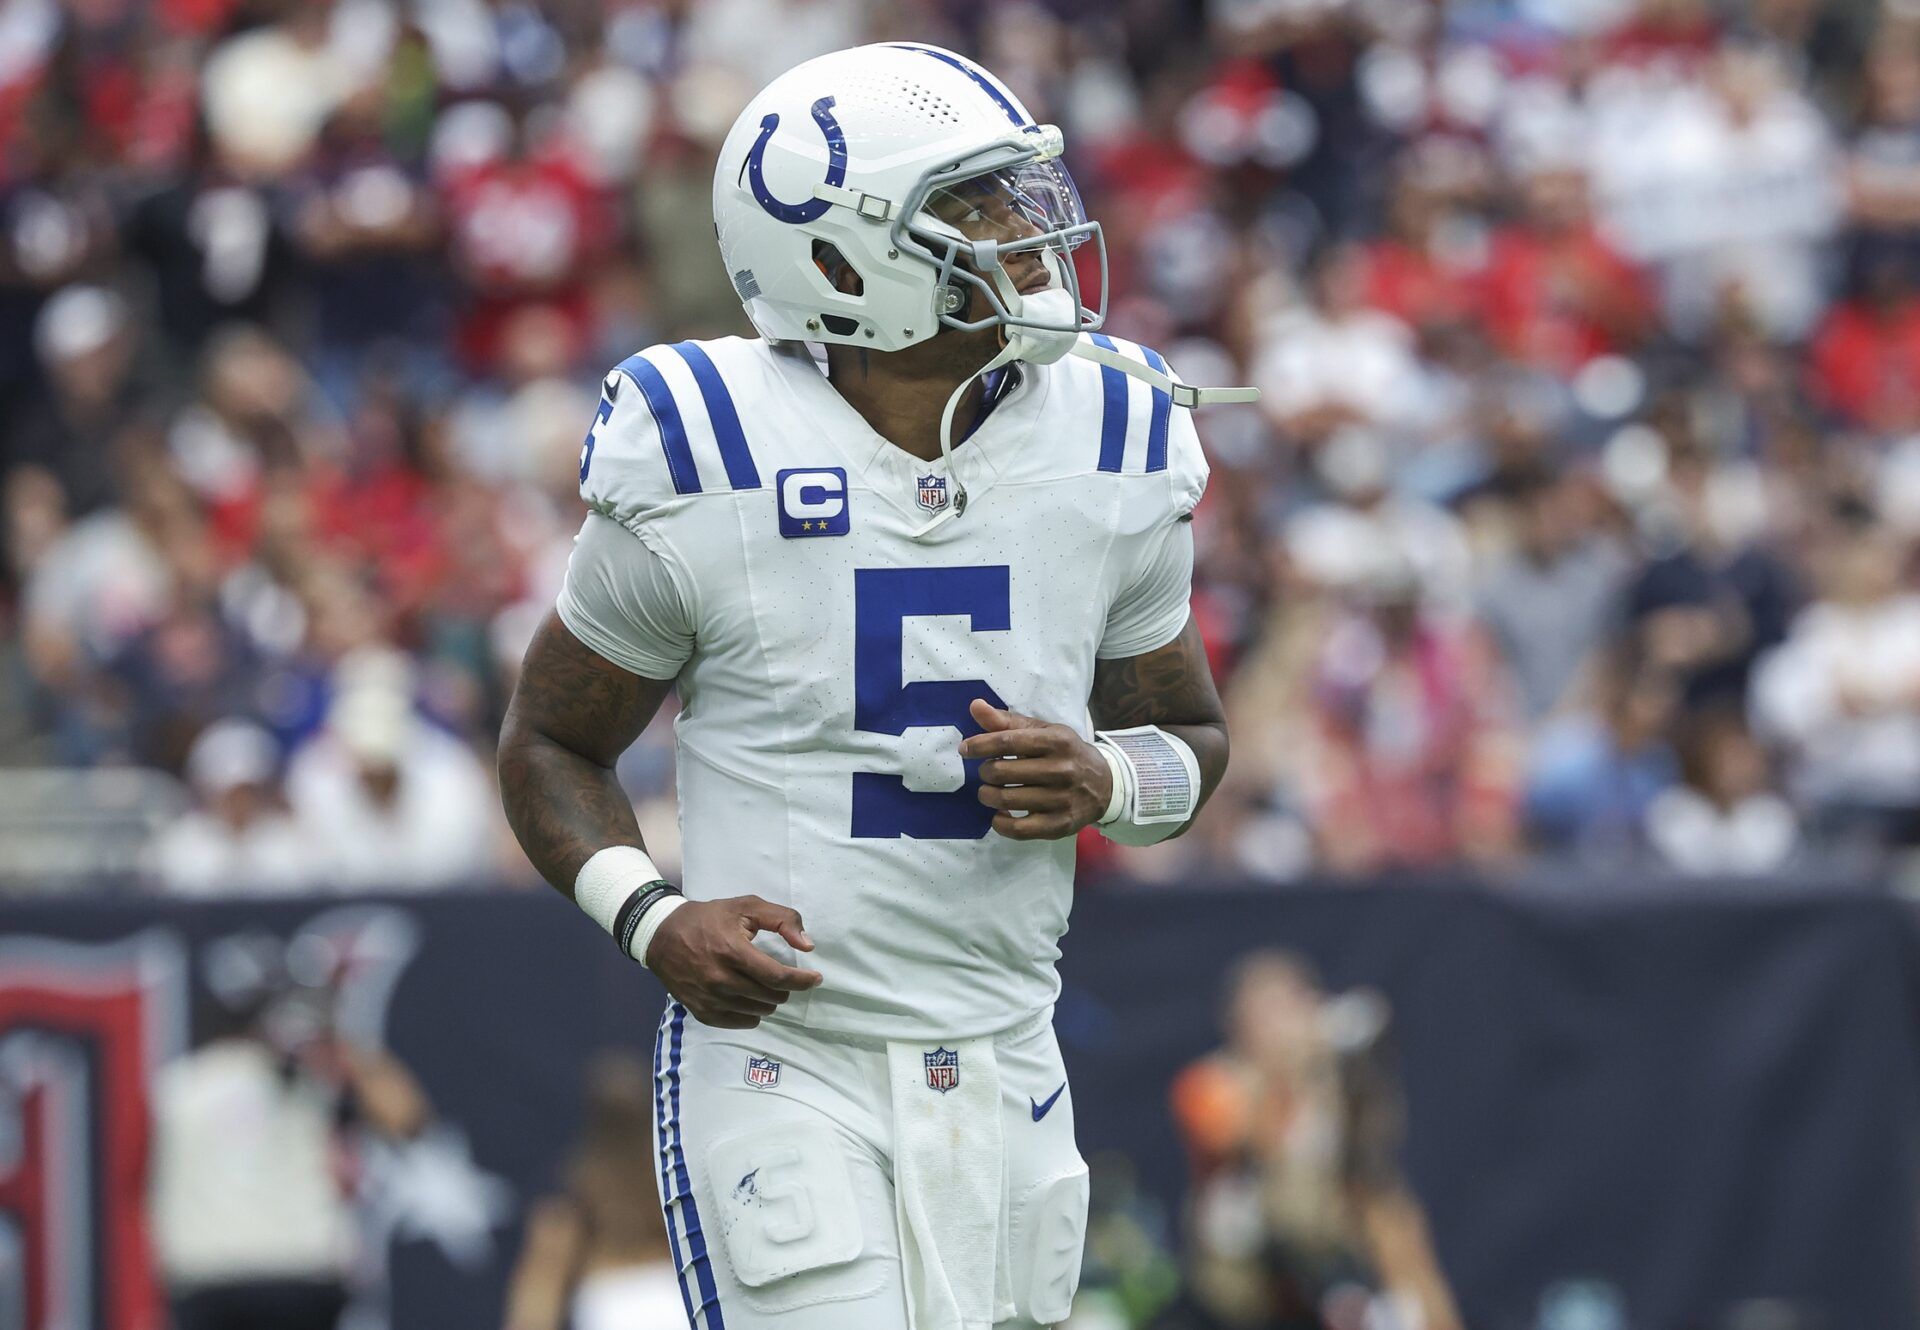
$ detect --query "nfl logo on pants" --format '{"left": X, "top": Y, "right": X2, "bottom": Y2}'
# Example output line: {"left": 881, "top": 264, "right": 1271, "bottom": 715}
{"left": 924, "top": 1047, "right": 959, "bottom": 1094}
{"left": 744, "top": 1055, "right": 781, "bottom": 1088}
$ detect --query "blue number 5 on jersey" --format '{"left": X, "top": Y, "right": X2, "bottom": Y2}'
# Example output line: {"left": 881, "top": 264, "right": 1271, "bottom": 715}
{"left": 852, "top": 566, "right": 1009, "bottom": 839}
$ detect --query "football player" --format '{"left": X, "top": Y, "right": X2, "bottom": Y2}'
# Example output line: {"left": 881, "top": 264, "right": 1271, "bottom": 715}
{"left": 499, "top": 43, "right": 1249, "bottom": 1330}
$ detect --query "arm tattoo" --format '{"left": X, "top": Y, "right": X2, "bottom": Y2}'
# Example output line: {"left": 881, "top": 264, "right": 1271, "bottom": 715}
{"left": 1091, "top": 616, "right": 1224, "bottom": 730}
{"left": 498, "top": 611, "right": 677, "bottom": 895}
{"left": 1090, "top": 615, "right": 1230, "bottom": 826}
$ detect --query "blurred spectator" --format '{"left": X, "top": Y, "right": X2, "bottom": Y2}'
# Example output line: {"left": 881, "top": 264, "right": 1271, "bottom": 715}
{"left": 124, "top": 125, "right": 298, "bottom": 357}
{"left": 150, "top": 717, "right": 310, "bottom": 895}
{"left": 289, "top": 83, "right": 446, "bottom": 405}
{"left": 150, "top": 932, "right": 431, "bottom": 1330}
{"left": 1843, "top": 42, "right": 1920, "bottom": 290}
{"left": 1477, "top": 467, "right": 1633, "bottom": 721}
{"left": 1752, "top": 518, "right": 1920, "bottom": 846}
{"left": 1171, "top": 952, "right": 1461, "bottom": 1330}
{"left": 1254, "top": 246, "right": 1426, "bottom": 451}
{"left": 198, "top": 2, "right": 357, "bottom": 179}
{"left": 284, "top": 649, "right": 494, "bottom": 889}
{"left": 16, "top": 445, "right": 193, "bottom": 763}
{"left": 1619, "top": 411, "right": 1797, "bottom": 708}
{"left": 1360, "top": 154, "right": 1483, "bottom": 338}
{"left": 1482, "top": 160, "right": 1654, "bottom": 375}
{"left": 1645, "top": 706, "right": 1800, "bottom": 873}
{"left": 5, "top": 285, "right": 152, "bottom": 517}
{"left": 438, "top": 101, "right": 613, "bottom": 375}
{"left": 1809, "top": 254, "right": 1920, "bottom": 430}
{"left": 1296, "top": 559, "right": 1519, "bottom": 874}
{"left": 501, "top": 1052, "right": 683, "bottom": 1330}
{"left": 1591, "top": 40, "right": 1840, "bottom": 342}
{"left": 1525, "top": 650, "right": 1678, "bottom": 856}
{"left": 1284, "top": 429, "right": 1476, "bottom": 612}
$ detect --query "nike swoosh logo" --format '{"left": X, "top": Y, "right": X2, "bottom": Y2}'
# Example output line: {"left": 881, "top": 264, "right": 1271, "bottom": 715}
{"left": 1030, "top": 1083, "right": 1066, "bottom": 1121}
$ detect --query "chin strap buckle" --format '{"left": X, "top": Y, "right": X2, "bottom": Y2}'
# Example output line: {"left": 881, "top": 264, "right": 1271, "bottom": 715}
{"left": 813, "top": 182, "right": 896, "bottom": 222}
{"left": 1071, "top": 338, "right": 1261, "bottom": 409}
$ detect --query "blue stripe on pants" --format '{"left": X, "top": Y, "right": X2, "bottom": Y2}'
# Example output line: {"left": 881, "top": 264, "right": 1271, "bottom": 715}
{"left": 654, "top": 1006, "right": 698, "bottom": 1327}
{"left": 667, "top": 1003, "right": 726, "bottom": 1327}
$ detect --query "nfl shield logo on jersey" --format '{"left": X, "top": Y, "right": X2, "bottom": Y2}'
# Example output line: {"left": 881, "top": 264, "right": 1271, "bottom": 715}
{"left": 916, "top": 473, "right": 948, "bottom": 515}
{"left": 924, "top": 1047, "right": 959, "bottom": 1093}
{"left": 744, "top": 1055, "right": 781, "bottom": 1088}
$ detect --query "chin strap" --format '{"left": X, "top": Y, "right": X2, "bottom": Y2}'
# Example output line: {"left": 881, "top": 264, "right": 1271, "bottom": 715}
{"left": 908, "top": 322, "right": 1261, "bottom": 541}
{"left": 908, "top": 338, "right": 1020, "bottom": 539}
{"left": 1069, "top": 338, "right": 1262, "bottom": 407}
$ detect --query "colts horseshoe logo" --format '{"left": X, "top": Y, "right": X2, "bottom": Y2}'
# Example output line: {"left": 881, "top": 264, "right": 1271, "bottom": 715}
{"left": 743, "top": 95, "right": 848, "bottom": 224}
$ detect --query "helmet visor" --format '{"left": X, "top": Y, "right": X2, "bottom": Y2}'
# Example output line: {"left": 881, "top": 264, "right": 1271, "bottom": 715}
{"left": 903, "top": 148, "right": 1106, "bottom": 334}
{"left": 922, "top": 158, "right": 1091, "bottom": 253}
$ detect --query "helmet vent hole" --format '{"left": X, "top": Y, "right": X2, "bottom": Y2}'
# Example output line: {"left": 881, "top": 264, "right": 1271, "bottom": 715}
{"left": 838, "top": 71, "right": 960, "bottom": 125}
{"left": 821, "top": 314, "right": 860, "bottom": 337}
{"left": 812, "top": 240, "right": 865, "bottom": 297}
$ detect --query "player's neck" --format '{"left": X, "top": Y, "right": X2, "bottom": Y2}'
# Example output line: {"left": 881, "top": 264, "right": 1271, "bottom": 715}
{"left": 823, "top": 344, "right": 990, "bottom": 464}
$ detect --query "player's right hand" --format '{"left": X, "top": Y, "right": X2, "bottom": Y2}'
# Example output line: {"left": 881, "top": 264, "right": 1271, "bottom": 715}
{"left": 646, "top": 896, "right": 822, "bottom": 1029}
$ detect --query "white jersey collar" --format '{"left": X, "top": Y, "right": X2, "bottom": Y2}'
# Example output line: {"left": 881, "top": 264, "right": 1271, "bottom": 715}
{"left": 767, "top": 340, "right": 1050, "bottom": 526}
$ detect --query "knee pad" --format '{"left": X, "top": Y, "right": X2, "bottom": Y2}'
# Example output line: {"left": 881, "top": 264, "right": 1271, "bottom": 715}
{"left": 705, "top": 1121, "right": 888, "bottom": 1314}
{"left": 1009, "top": 1164, "right": 1089, "bottom": 1326}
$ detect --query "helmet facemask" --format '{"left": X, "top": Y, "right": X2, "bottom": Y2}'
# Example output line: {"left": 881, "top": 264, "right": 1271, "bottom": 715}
{"left": 895, "top": 130, "right": 1107, "bottom": 351}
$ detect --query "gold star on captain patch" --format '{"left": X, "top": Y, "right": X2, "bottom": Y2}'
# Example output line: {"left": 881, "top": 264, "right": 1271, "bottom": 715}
{"left": 801, "top": 520, "right": 814, "bottom": 531}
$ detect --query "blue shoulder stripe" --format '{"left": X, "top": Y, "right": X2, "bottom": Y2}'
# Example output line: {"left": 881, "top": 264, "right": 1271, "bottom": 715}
{"left": 613, "top": 353, "right": 701, "bottom": 495}
{"left": 669, "top": 342, "right": 761, "bottom": 491}
{"left": 1090, "top": 333, "right": 1129, "bottom": 474}
{"left": 1141, "top": 345, "right": 1173, "bottom": 475}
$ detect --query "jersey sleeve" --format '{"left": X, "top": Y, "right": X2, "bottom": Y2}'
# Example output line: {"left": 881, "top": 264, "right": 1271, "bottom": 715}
{"left": 578, "top": 350, "right": 691, "bottom": 528}
{"left": 1098, "top": 517, "right": 1196, "bottom": 659}
{"left": 556, "top": 512, "right": 696, "bottom": 679}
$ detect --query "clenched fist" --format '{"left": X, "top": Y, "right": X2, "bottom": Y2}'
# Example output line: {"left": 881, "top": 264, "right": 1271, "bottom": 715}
{"left": 647, "top": 896, "right": 822, "bottom": 1029}
{"left": 958, "top": 698, "right": 1113, "bottom": 841}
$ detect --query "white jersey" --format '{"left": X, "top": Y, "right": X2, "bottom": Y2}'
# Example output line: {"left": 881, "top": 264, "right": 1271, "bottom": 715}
{"left": 557, "top": 335, "right": 1206, "bottom": 1040}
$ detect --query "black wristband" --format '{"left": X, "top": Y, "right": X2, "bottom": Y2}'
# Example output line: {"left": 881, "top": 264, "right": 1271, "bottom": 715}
{"left": 613, "top": 880, "right": 681, "bottom": 960}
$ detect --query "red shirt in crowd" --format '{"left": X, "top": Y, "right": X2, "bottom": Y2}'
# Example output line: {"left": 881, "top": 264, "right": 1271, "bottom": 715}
{"left": 1361, "top": 238, "right": 1481, "bottom": 332}
{"left": 1480, "top": 223, "right": 1653, "bottom": 374}
{"left": 440, "top": 147, "right": 613, "bottom": 375}
{"left": 1809, "top": 297, "right": 1920, "bottom": 431}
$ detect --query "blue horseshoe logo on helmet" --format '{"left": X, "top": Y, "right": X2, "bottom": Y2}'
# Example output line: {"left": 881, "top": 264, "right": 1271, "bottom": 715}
{"left": 743, "top": 96, "right": 847, "bottom": 224}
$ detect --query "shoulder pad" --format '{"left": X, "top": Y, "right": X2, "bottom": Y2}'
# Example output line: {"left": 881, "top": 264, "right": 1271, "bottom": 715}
{"left": 1080, "top": 334, "right": 1209, "bottom": 515}
{"left": 578, "top": 339, "right": 765, "bottom": 525}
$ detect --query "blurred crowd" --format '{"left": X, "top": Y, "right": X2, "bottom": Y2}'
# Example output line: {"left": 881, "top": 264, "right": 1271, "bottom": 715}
{"left": 1166, "top": 954, "right": 1460, "bottom": 1330}
{"left": 4, "top": 0, "right": 1920, "bottom": 892}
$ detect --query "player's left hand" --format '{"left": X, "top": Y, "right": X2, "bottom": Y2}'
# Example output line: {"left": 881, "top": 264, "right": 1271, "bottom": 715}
{"left": 960, "top": 698, "right": 1112, "bottom": 841}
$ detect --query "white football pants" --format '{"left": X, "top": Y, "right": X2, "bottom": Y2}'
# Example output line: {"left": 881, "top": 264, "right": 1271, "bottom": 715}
{"left": 649, "top": 1002, "right": 1089, "bottom": 1329}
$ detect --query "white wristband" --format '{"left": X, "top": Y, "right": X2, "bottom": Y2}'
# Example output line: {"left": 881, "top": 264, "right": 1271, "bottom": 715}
{"left": 573, "top": 846, "right": 686, "bottom": 964}
{"left": 1093, "top": 725, "right": 1201, "bottom": 846}
{"left": 1096, "top": 742, "right": 1130, "bottom": 825}
{"left": 573, "top": 846, "right": 662, "bottom": 933}
{"left": 629, "top": 895, "right": 687, "bottom": 967}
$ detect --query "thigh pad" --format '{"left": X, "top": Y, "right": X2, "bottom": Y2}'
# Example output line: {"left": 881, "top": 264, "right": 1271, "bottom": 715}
{"left": 705, "top": 1120, "right": 890, "bottom": 1315}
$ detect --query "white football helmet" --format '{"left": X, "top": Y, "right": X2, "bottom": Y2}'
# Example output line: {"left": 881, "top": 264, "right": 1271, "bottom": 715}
{"left": 712, "top": 42, "right": 1098, "bottom": 356}
{"left": 712, "top": 42, "right": 1256, "bottom": 526}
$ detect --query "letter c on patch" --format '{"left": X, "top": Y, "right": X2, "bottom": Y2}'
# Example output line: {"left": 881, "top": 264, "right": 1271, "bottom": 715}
{"left": 777, "top": 467, "right": 850, "bottom": 538}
